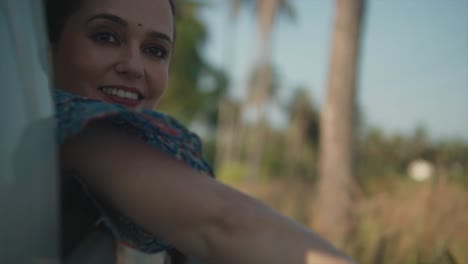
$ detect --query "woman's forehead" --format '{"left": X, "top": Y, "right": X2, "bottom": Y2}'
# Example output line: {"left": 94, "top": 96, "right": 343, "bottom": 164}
{"left": 76, "top": 0, "right": 173, "bottom": 36}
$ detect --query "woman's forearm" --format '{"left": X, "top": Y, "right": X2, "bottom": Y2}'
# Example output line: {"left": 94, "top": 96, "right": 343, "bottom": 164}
{"left": 60, "top": 121, "right": 354, "bottom": 264}
{"left": 206, "top": 191, "right": 355, "bottom": 264}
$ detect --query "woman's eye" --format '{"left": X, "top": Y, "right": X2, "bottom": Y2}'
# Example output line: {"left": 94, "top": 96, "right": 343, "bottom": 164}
{"left": 143, "top": 46, "right": 168, "bottom": 58}
{"left": 92, "top": 32, "right": 120, "bottom": 45}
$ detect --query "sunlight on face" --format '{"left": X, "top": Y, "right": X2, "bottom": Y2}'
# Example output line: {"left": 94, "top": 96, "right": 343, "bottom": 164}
{"left": 52, "top": 0, "right": 174, "bottom": 110}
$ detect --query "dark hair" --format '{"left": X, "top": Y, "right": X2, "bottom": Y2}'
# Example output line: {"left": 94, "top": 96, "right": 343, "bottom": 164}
{"left": 44, "top": 0, "right": 176, "bottom": 43}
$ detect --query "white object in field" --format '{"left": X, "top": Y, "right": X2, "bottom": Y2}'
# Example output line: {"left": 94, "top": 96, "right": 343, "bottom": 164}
{"left": 408, "top": 159, "right": 435, "bottom": 182}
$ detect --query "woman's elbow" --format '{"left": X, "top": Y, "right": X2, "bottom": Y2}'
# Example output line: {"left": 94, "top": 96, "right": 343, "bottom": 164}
{"left": 170, "top": 185, "right": 254, "bottom": 261}
{"left": 188, "top": 187, "right": 265, "bottom": 261}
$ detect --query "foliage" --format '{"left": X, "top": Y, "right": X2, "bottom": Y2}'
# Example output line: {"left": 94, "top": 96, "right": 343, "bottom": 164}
{"left": 352, "top": 180, "right": 468, "bottom": 264}
{"left": 156, "top": 2, "right": 468, "bottom": 262}
{"left": 357, "top": 126, "right": 468, "bottom": 195}
{"left": 227, "top": 175, "right": 468, "bottom": 264}
{"left": 234, "top": 0, "right": 296, "bottom": 23}
{"left": 158, "top": 0, "right": 228, "bottom": 126}
{"left": 217, "top": 161, "right": 249, "bottom": 185}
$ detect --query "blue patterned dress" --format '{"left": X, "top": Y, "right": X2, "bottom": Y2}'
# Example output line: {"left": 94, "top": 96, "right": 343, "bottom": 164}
{"left": 55, "top": 89, "right": 214, "bottom": 253}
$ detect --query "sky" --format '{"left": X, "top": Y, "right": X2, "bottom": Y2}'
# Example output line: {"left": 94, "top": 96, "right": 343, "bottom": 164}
{"left": 199, "top": 0, "right": 468, "bottom": 142}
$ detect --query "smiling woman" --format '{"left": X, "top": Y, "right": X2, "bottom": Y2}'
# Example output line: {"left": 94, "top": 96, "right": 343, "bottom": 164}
{"left": 45, "top": 0, "right": 355, "bottom": 263}
{"left": 49, "top": 0, "right": 174, "bottom": 110}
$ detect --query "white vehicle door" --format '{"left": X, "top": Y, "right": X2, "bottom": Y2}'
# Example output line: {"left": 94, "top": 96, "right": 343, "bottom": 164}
{"left": 0, "top": 0, "right": 59, "bottom": 263}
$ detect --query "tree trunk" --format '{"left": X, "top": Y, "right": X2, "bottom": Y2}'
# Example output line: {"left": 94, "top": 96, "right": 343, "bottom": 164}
{"left": 245, "top": 0, "right": 278, "bottom": 182}
{"left": 215, "top": 97, "right": 237, "bottom": 170}
{"left": 245, "top": 61, "right": 272, "bottom": 182}
{"left": 215, "top": 9, "right": 240, "bottom": 171}
{"left": 315, "top": 0, "right": 366, "bottom": 249}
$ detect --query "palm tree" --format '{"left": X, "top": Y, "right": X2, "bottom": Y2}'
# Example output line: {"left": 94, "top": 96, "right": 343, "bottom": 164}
{"left": 286, "top": 88, "right": 319, "bottom": 180}
{"left": 315, "top": 0, "right": 366, "bottom": 249}
{"left": 214, "top": 0, "right": 246, "bottom": 172}
{"left": 214, "top": 0, "right": 295, "bottom": 180}
{"left": 242, "top": 0, "right": 295, "bottom": 181}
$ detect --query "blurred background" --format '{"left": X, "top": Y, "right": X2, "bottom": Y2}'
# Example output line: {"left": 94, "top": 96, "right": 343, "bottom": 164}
{"left": 126, "top": 0, "right": 468, "bottom": 263}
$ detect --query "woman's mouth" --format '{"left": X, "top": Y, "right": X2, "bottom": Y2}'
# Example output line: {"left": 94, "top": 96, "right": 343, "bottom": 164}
{"left": 98, "top": 86, "right": 144, "bottom": 108}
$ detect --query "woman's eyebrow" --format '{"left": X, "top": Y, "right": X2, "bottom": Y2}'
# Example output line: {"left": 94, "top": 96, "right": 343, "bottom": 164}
{"left": 146, "top": 31, "right": 173, "bottom": 45}
{"left": 86, "top": 13, "right": 173, "bottom": 44}
{"left": 86, "top": 13, "right": 128, "bottom": 27}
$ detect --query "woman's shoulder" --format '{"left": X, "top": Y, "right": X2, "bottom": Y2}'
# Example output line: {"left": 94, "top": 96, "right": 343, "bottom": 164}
{"left": 53, "top": 88, "right": 213, "bottom": 176}
{"left": 55, "top": 88, "right": 215, "bottom": 254}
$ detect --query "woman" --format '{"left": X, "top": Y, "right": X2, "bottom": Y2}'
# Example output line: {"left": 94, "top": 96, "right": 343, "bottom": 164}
{"left": 47, "top": 0, "right": 355, "bottom": 263}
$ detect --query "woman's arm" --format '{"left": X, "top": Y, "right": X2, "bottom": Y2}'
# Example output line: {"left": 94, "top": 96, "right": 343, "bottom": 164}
{"left": 60, "top": 121, "right": 354, "bottom": 264}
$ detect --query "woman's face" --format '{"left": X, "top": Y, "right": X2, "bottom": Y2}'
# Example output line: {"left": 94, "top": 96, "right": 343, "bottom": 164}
{"left": 52, "top": 0, "right": 174, "bottom": 110}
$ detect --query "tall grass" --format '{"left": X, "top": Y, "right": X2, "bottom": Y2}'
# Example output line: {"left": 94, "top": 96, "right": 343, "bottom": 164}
{"left": 230, "top": 176, "right": 468, "bottom": 264}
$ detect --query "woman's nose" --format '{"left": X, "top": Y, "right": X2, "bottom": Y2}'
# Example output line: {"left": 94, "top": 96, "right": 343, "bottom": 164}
{"left": 114, "top": 45, "right": 144, "bottom": 79}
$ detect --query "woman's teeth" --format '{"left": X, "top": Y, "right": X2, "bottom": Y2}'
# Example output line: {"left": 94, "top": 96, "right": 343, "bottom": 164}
{"left": 101, "top": 87, "right": 139, "bottom": 100}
